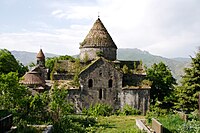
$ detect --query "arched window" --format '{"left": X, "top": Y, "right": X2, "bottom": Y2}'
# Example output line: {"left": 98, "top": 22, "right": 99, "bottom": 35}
{"left": 88, "top": 79, "right": 93, "bottom": 88}
{"left": 99, "top": 70, "right": 102, "bottom": 76}
{"left": 99, "top": 89, "right": 102, "bottom": 100}
{"left": 108, "top": 79, "right": 113, "bottom": 88}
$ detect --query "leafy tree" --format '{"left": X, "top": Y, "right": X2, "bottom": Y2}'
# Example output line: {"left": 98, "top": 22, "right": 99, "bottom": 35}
{"left": 0, "top": 49, "right": 28, "bottom": 77}
{"left": 28, "top": 92, "right": 50, "bottom": 124}
{"left": 175, "top": 49, "right": 200, "bottom": 113}
{"left": 146, "top": 62, "right": 176, "bottom": 108}
{"left": 49, "top": 84, "right": 73, "bottom": 122}
{"left": 18, "top": 62, "right": 28, "bottom": 77}
{"left": 0, "top": 72, "right": 31, "bottom": 124}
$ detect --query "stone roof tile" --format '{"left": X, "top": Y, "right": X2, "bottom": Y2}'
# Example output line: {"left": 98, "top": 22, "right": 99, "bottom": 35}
{"left": 37, "top": 49, "right": 45, "bottom": 59}
{"left": 80, "top": 18, "right": 117, "bottom": 49}
{"left": 20, "top": 71, "right": 46, "bottom": 86}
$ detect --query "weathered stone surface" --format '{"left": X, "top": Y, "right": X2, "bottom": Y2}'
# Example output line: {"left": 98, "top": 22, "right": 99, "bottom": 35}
{"left": 79, "top": 58, "right": 122, "bottom": 110}
{"left": 80, "top": 47, "right": 117, "bottom": 61}
{"left": 120, "top": 88, "right": 150, "bottom": 115}
{"left": 136, "top": 119, "right": 152, "bottom": 133}
{"left": 152, "top": 118, "right": 163, "bottom": 133}
{"left": 65, "top": 58, "right": 150, "bottom": 114}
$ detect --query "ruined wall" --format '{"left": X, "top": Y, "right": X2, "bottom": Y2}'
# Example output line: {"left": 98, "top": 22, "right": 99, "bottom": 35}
{"left": 80, "top": 47, "right": 116, "bottom": 61}
{"left": 79, "top": 59, "right": 122, "bottom": 109}
{"left": 123, "top": 74, "right": 146, "bottom": 87}
{"left": 120, "top": 88, "right": 150, "bottom": 115}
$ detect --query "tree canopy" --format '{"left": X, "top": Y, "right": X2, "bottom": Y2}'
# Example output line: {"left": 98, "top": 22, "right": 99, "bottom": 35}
{"left": 0, "top": 49, "right": 28, "bottom": 77}
{"left": 146, "top": 62, "right": 176, "bottom": 108}
{"left": 175, "top": 49, "right": 200, "bottom": 113}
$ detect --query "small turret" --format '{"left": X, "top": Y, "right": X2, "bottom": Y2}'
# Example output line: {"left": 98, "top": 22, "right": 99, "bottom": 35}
{"left": 36, "top": 49, "right": 45, "bottom": 67}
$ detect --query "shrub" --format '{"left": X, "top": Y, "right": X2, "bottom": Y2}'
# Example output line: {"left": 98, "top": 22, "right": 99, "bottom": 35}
{"left": 188, "top": 110, "right": 200, "bottom": 121}
{"left": 120, "top": 104, "right": 141, "bottom": 115}
{"left": 53, "top": 115, "right": 97, "bottom": 133}
{"left": 85, "top": 103, "right": 113, "bottom": 116}
{"left": 16, "top": 120, "right": 38, "bottom": 133}
{"left": 146, "top": 105, "right": 170, "bottom": 124}
{"left": 158, "top": 114, "right": 184, "bottom": 132}
{"left": 178, "top": 119, "right": 200, "bottom": 133}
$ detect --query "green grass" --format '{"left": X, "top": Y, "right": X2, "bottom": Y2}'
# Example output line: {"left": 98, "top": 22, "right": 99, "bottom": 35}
{"left": 87, "top": 115, "right": 145, "bottom": 133}
{"left": 157, "top": 114, "right": 185, "bottom": 133}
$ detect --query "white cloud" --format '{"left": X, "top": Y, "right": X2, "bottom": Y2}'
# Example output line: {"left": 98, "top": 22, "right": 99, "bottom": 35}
{"left": 52, "top": 9, "right": 63, "bottom": 16}
{"left": 0, "top": 26, "right": 88, "bottom": 55}
{"left": 1, "top": 0, "right": 200, "bottom": 58}
{"left": 51, "top": 9, "right": 67, "bottom": 18}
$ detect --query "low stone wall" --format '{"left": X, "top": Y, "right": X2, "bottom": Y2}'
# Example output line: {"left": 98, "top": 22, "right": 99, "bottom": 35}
{"left": 135, "top": 119, "right": 152, "bottom": 133}
{"left": 0, "top": 114, "right": 13, "bottom": 132}
{"left": 30, "top": 125, "right": 53, "bottom": 133}
{"left": 152, "top": 118, "right": 163, "bottom": 133}
{"left": 42, "top": 125, "right": 53, "bottom": 133}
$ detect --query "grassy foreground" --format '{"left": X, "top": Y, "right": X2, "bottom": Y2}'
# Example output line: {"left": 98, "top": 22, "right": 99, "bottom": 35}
{"left": 16, "top": 115, "right": 145, "bottom": 133}
{"left": 89, "top": 115, "right": 145, "bottom": 133}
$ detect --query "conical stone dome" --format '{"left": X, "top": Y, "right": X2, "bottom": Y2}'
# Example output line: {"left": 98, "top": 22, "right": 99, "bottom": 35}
{"left": 80, "top": 18, "right": 117, "bottom": 49}
{"left": 36, "top": 49, "right": 45, "bottom": 67}
{"left": 37, "top": 49, "right": 45, "bottom": 59}
{"left": 79, "top": 18, "right": 117, "bottom": 61}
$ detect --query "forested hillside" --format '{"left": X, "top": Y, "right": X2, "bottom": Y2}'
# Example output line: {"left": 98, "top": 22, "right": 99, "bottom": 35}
{"left": 117, "top": 48, "right": 191, "bottom": 80}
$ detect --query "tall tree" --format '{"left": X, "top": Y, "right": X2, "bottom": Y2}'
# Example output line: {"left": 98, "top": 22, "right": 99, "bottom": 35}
{"left": 146, "top": 62, "right": 176, "bottom": 108}
{"left": 175, "top": 49, "right": 200, "bottom": 113}
{"left": 0, "top": 72, "right": 31, "bottom": 124}
{"left": 49, "top": 84, "right": 73, "bottom": 122}
{"left": 0, "top": 49, "right": 28, "bottom": 77}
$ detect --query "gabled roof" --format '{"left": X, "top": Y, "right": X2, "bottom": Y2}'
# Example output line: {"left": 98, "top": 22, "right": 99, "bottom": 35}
{"left": 79, "top": 57, "right": 122, "bottom": 77}
{"left": 20, "top": 71, "right": 46, "bottom": 86}
{"left": 80, "top": 18, "right": 117, "bottom": 49}
{"left": 37, "top": 49, "right": 45, "bottom": 59}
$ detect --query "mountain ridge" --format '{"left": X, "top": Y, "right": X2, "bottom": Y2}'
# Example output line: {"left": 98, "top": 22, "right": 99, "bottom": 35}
{"left": 11, "top": 48, "right": 191, "bottom": 80}
{"left": 117, "top": 48, "right": 191, "bottom": 80}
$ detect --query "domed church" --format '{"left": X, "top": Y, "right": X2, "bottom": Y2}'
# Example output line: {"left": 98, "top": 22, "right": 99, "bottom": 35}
{"left": 23, "top": 17, "right": 151, "bottom": 114}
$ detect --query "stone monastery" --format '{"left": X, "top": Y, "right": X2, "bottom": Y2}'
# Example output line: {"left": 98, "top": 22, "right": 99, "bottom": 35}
{"left": 21, "top": 17, "right": 151, "bottom": 114}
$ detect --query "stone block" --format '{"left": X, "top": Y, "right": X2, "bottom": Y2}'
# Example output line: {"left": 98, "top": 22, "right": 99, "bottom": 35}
{"left": 152, "top": 118, "right": 163, "bottom": 133}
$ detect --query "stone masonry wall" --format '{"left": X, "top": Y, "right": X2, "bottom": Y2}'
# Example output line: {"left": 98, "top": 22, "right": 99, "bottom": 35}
{"left": 120, "top": 89, "right": 150, "bottom": 115}
{"left": 79, "top": 59, "right": 122, "bottom": 110}
{"left": 80, "top": 47, "right": 116, "bottom": 61}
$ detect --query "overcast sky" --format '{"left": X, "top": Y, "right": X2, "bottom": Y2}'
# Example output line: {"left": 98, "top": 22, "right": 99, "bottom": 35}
{"left": 0, "top": 0, "right": 199, "bottom": 58}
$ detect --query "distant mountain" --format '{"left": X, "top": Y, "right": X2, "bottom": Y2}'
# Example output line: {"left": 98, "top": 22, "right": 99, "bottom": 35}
{"left": 11, "top": 51, "right": 57, "bottom": 65}
{"left": 11, "top": 48, "right": 191, "bottom": 81}
{"left": 171, "top": 57, "right": 191, "bottom": 62}
{"left": 117, "top": 48, "right": 191, "bottom": 80}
